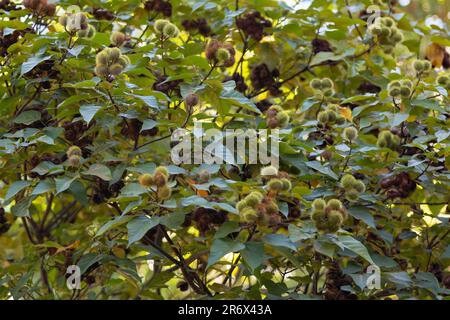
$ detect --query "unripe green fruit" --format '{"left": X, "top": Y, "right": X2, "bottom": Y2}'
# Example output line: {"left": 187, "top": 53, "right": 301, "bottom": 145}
{"left": 317, "top": 111, "right": 329, "bottom": 124}
{"left": 389, "top": 87, "right": 401, "bottom": 97}
{"left": 96, "top": 51, "right": 109, "bottom": 66}
{"left": 245, "top": 192, "right": 263, "bottom": 207}
{"left": 109, "top": 63, "right": 124, "bottom": 76}
{"left": 370, "top": 25, "right": 382, "bottom": 35}
{"left": 383, "top": 45, "right": 394, "bottom": 54}
{"left": 341, "top": 174, "right": 356, "bottom": 189}
{"left": 310, "top": 78, "right": 322, "bottom": 90}
{"left": 139, "top": 174, "right": 154, "bottom": 187}
{"left": 241, "top": 207, "right": 258, "bottom": 222}
{"left": 321, "top": 78, "right": 333, "bottom": 89}
{"left": 265, "top": 201, "right": 279, "bottom": 215}
{"left": 380, "top": 27, "right": 391, "bottom": 37}
{"left": 392, "top": 31, "right": 404, "bottom": 42}
{"left": 353, "top": 180, "right": 366, "bottom": 193}
{"left": 327, "top": 199, "right": 342, "bottom": 210}
{"left": 111, "top": 31, "right": 126, "bottom": 46}
{"left": 312, "top": 199, "right": 326, "bottom": 211}
{"left": 335, "top": 116, "right": 345, "bottom": 125}
{"left": 402, "top": 79, "right": 413, "bottom": 88}
{"left": 311, "top": 209, "right": 325, "bottom": 222}
{"left": 413, "top": 60, "right": 424, "bottom": 72}
{"left": 377, "top": 137, "right": 387, "bottom": 148}
{"left": 157, "top": 185, "right": 172, "bottom": 200}
{"left": 382, "top": 17, "right": 395, "bottom": 27}
{"left": 154, "top": 171, "right": 168, "bottom": 188}
{"left": 155, "top": 166, "right": 169, "bottom": 177}
{"left": 95, "top": 65, "right": 108, "bottom": 77}
{"left": 67, "top": 146, "right": 82, "bottom": 157}
{"left": 323, "top": 89, "right": 334, "bottom": 97}
{"left": 185, "top": 93, "right": 199, "bottom": 108}
{"left": 236, "top": 200, "right": 248, "bottom": 213}
{"left": 280, "top": 178, "right": 292, "bottom": 191}
{"left": 163, "top": 23, "right": 179, "bottom": 38}
{"left": 267, "top": 117, "right": 279, "bottom": 129}
{"left": 108, "top": 47, "right": 121, "bottom": 62}
{"left": 68, "top": 155, "right": 81, "bottom": 167}
{"left": 328, "top": 210, "right": 344, "bottom": 226}
{"left": 400, "top": 86, "right": 411, "bottom": 98}
{"left": 343, "top": 127, "right": 358, "bottom": 141}
{"left": 118, "top": 56, "right": 130, "bottom": 68}
{"left": 276, "top": 112, "right": 289, "bottom": 128}
{"left": 389, "top": 80, "right": 401, "bottom": 88}
{"left": 345, "top": 189, "right": 359, "bottom": 202}
{"left": 267, "top": 178, "right": 284, "bottom": 192}
{"left": 59, "top": 16, "right": 68, "bottom": 27}
{"left": 261, "top": 165, "right": 278, "bottom": 176}
{"left": 154, "top": 19, "right": 169, "bottom": 34}
{"left": 437, "top": 75, "right": 448, "bottom": 85}
{"left": 327, "top": 110, "right": 337, "bottom": 123}
{"left": 216, "top": 47, "right": 231, "bottom": 62}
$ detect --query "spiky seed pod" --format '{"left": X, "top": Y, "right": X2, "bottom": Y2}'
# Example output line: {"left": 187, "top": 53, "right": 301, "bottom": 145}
{"left": 335, "top": 116, "right": 345, "bottom": 125}
{"left": 267, "top": 178, "right": 284, "bottom": 192}
{"left": 280, "top": 178, "right": 291, "bottom": 191}
{"left": 402, "top": 79, "right": 413, "bottom": 88}
{"left": 325, "top": 110, "right": 337, "bottom": 123}
{"left": 353, "top": 180, "right": 366, "bottom": 193}
{"left": 154, "top": 19, "right": 169, "bottom": 34}
{"left": 245, "top": 191, "right": 264, "bottom": 207}
{"left": 310, "top": 78, "right": 322, "bottom": 90}
{"left": 413, "top": 60, "right": 424, "bottom": 73}
{"left": 59, "top": 15, "right": 68, "bottom": 27}
{"left": 96, "top": 50, "right": 109, "bottom": 65}
{"left": 327, "top": 199, "right": 342, "bottom": 210}
{"left": 185, "top": 93, "right": 199, "bottom": 108}
{"left": 343, "top": 127, "right": 358, "bottom": 141}
{"left": 437, "top": 75, "right": 449, "bottom": 86}
{"left": 341, "top": 174, "right": 356, "bottom": 189}
{"left": 311, "top": 209, "right": 325, "bottom": 222}
{"left": 328, "top": 210, "right": 344, "bottom": 226}
{"left": 67, "top": 145, "right": 82, "bottom": 157}
{"left": 68, "top": 155, "right": 81, "bottom": 167}
{"left": 111, "top": 31, "right": 126, "bottom": 46}
{"left": 109, "top": 63, "right": 124, "bottom": 75}
{"left": 380, "top": 27, "right": 391, "bottom": 37}
{"left": 276, "top": 111, "right": 289, "bottom": 128}
{"left": 345, "top": 189, "right": 359, "bottom": 202}
{"left": 241, "top": 207, "right": 258, "bottom": 222}
{"left": 389, "top": 87, "right": 401, "bottom": 97}
{"left": 162, "top": 23, "right": 179, "bottom": 38}
{"left": 236, "top": 200, "right": 248, "bottom": 213}
{"left": 108, "top": 47, "right": 121, "bottom": 62}
{"left": 265, "top": 201, "right": 279, "bottom": 215}
{"left": 157, "top": 185, "right": 172, "bottom": 200}
{"left": 400, "top": 86, "right": 411, "bottom": 98}
{"left": 118, "top": 56, "right": 130, "bottom": 68}
{"left": 382, "top": 17, "right": 395, "bottom": 27}
{"left": 153, "top": 171, "right": 168, "bottom": 187}
{"left": 318, "top": 111, "right": 329, "bottom": 124}
{"left": 95, "top": 65, "right": 108, "bottom": 77}
{"left": 312, "top": 199, "right": 326, "bottom": 211}
{"left": 321, "top": 78, "right": 333, "bottom": 89}
{"left": 139, "top": 173, "right": 154, "bottom": 187}
{"left": 261, "top": 165, "right": 278, "bottom": 176}
{"left": 154, "top": 166, "right": 169, "bottom": 177}
{"left": 216, "top": 47, "right": 231, "bottom": 63}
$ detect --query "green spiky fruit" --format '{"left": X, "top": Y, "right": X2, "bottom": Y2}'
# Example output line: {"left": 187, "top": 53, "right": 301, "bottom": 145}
{"left": 109, "top": 63, "right": 124, "bottom": 75}
{"left": 341, "top": 174, "right": 356, "bottom": 189}
{"left": 241, "top": 207, "right": 258, "bottom": 222}
{"left": 139, "top": 174, "right": 154, "bottom": 187}
{"left": 155, "top": 166, "right": 169, "bottom": 177}
{"left": 67, "top": 146, "right": 82, "bottom": 157}
{"left": 267, "top": 178, "right": 284, "bottom": 192}
{"left": 236, "top": 200, "right": 248, "bottom": 213}
{"left": 353, "top": 180, "right": 366, "bottom": 193}
{"left": 317, "top": 111, "right": 329, "bottom": 124}
{"left": 280, "top": 178, "right": 292, "bottom": 191}
{"left": 157, "top": 185, "right": 172, "bottom": 200}
{"left": 111, "top": 31, "right": 126, "bottom": 46}
{"left": 343, "top": 127, "right": 358, "bottom": 141}
{"left": 216, "top": 47, "right": 231, "bottom": 62}
{"left": 310, "top": 78, "right": 322, "bottom": 90}
{"left": 312, "top": 199, "right": 326, "bottom": 211}
{"left": 163, "top": 23, "right": 179, "bottom": 38}
{"left": 245, "top": 192, "right": 263, "bottom": 207}
{"left": 154, "top": 19, "right": 169, "bottom": 34}
{"left": 327, "top": 199, "right": 342, "bottom": 210}
{"left": 321, "top": 78, "right": 333, "bottom": 89}
{"left": 68, "top": 155, "right": 81, "bottom": 167}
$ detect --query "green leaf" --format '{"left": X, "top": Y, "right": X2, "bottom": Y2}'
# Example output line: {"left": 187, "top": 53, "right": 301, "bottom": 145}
{"left": 207, "top": 238, "right": 245, "bottom": 268}
{"left": 5, "top": 181, "right": 31, "bottom": 202}
{"left": 55, "top": 176, "right": 78, "bottom": 195}
{"left": 79, "top": 105, "right": 102, "bottom": 124}
{"left": 83, "top": 164, "right": 112, "bottom": 181}
{"left": 127, "top": 215, "right": 160, "bottom": 246}
{"left": 348, "top": 207, "right": 376, "bottom": 229}
{"left": 263, "top": 234, "right": 297, "bottom": 251}
{"left": 14, "top": 111, "right": 41, "bottom": 125}
{"left": 96, "top": 215, "right": 132, "bottom": 237}
{"left": 20, "top": 55, "right": 52, "bottom": 76}
{"left": 214, "top": 221, "right": 240, "bottom": 239}
{"left": 336, "top": 235, "right": 375, "bottom": 264}
{"left": 305, "top": 161, "right": 338, "bottom": 180}
{"left": 31, "top": 180, "right": 54, "bottom": 196}
{"left": 242, "top": 242, "right": 265, "bottom": 271}
{"left": 11, "top": 196, "right": 33, "bottom": 217}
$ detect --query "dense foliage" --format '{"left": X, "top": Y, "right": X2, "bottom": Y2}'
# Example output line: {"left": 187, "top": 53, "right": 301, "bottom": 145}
{"left": 0, "top": 0, "right": 449, "bottom": 300}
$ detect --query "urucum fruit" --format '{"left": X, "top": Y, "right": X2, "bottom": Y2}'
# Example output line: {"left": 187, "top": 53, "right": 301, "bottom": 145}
{"left": 310, "top": 78, "right": 335, "bottom": 98}
{"left": 59, "top": 12, "right": 88, "bottom": 33}
{"left": 436, "top": 74, "right": 450, "bottom": 90}
{"left": 205, "top": 39, "right": 235, "bottom": 67}
{"left": 265, "top": 105, "right": 289, "bottom": 129}
{"left": 340, "top": 174, "right": 366, "bottom": 202}
{"left": 343, "top": 127, "right": 358, "bottom": 142}
{"left": 412, "top": 59, "right": 432, "bottom": 74}
{"left": 310, "top": 198, "right": 347, "bottom": 233}
{"left": 138, "top": 166, "right": 172, "bottom": 200}
{"left": 368, "top": 17, "right": 403, "bottom": 54}
{"left": 78, "top": 24, "right": 96, "bottom": 39}
{"left": 388, "top": 79, "right": 413, "bottom": 99}
{"left": 154, "top": 19, "right": 180, "bottom": 38}
{"left": 66, "top": 146, "right": 82, "bottom": 167}
{"left": 317, "top": 105, "right": 345, "bottom": 126}
{"left": 377, "top": 130, "right": 400, "bottom": 149}
{"left": 95, "top": 47, "right": 130, "bottom": 78}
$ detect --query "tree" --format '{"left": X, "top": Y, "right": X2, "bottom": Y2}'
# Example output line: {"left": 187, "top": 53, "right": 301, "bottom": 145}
{"left": 0, "top": 0, "right": 449, "bottom": 300}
